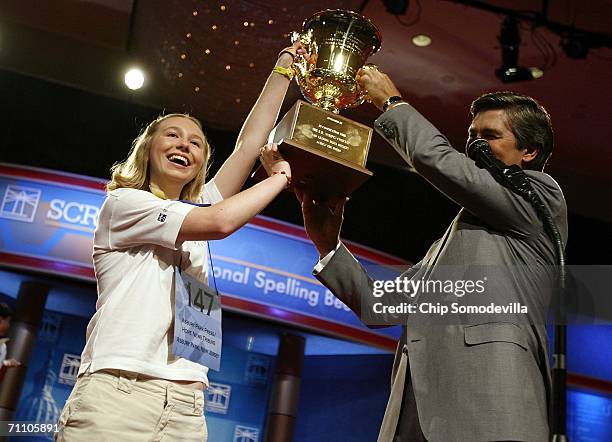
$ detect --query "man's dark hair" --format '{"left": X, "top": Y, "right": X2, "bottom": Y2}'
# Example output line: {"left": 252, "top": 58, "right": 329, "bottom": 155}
{"left": 0, "top": 302, "right": 13, "bottom": 319}
{"left": 470, "top": 91, "right": 554, "bottom": 171}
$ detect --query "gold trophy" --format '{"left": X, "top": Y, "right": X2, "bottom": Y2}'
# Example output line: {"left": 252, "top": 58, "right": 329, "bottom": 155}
{"left": 268, "top": 9, "right": 382, "bottom": 199}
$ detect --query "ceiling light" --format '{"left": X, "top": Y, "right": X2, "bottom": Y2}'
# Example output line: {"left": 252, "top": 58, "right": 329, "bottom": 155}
{"left": 124, "top": 68, "right": 145, "bottom": 90}
{"left": 411, "top": 34, "right": 431, "bottom": 47}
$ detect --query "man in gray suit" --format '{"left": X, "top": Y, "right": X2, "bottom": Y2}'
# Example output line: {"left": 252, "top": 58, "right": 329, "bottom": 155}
{"left": 296, "top": 66, "right": 567, "bottom": 441}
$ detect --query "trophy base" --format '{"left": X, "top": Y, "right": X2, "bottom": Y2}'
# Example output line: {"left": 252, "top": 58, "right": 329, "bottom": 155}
{"left": 254, "top": 138, "right": 372, "bottom": 201}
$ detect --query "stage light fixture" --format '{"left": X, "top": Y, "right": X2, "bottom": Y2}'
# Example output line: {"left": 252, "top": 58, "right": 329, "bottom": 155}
{"left": 384, "top": 0, "right": 409, "bottom": 15}
{"left": 124, "top": 68, "right": 145, "bottom": 90}
{"left": 495, "top": 16, "right": 537, "bottom": 83}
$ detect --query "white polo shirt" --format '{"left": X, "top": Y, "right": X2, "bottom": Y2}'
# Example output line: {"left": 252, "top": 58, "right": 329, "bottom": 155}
{"left": 79, "top": 181, "right": 223, "bottom": 385}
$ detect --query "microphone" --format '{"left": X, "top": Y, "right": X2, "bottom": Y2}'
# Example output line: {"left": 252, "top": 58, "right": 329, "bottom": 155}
{"left": 467, "top": 138, "right": 506, "bottom": 173}
{"left": 466, "top": 138, "right": 535, "bottom": 200}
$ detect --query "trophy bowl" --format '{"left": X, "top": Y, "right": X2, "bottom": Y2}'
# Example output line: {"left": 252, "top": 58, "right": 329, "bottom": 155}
{"left": 292, "top": 9, "right": 382, "bottom": 113}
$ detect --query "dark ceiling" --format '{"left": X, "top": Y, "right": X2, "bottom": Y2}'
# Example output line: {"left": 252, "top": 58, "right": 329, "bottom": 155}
{"left": 0, "top": 0, "right": 611, "bottom": 264}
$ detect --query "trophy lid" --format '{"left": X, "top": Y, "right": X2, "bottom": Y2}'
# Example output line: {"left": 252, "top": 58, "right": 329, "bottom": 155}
{"left": 302, "top": 9, "right": 382, "bottom": 54}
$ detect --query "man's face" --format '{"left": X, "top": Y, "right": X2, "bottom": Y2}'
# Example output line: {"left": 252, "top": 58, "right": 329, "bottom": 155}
{"left": 467, "top": 109, "right": 536, "bottom": 168}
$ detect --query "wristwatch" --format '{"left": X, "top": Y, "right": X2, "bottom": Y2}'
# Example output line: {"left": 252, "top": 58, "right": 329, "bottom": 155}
{"left": 382, "top": 95, "right": 404, "bottom": 112}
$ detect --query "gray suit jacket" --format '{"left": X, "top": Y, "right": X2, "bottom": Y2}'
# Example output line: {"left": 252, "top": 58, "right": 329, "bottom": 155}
{"left": 315, "top": 104, "right": 568, "bottom": 442}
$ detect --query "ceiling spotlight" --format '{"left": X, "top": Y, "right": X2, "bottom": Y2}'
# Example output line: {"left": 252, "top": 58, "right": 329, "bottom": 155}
{"left": 384, "top": 0, "right": 409, "bottom": 15}
{"left": 124, "top": 68, "right": 145, "bottom": 90}
{"left": 495, "top": 16, "right": 538, "bottom": 83}
{"left": 530, "top": 67, "right": 544, "bottom": 79}
{"left": 411, "top": 34, "right": 432, "bottom": 47}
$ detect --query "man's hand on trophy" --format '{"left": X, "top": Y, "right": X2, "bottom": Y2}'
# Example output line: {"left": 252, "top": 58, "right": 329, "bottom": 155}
{"left": 357, "top": 65, "right": 402, "bottom": 111}
{"left": 259, "top": 143, "right": 292, "bottom": 186}
{"left": 295, "top": 188, "right": 347, "bottom": 257}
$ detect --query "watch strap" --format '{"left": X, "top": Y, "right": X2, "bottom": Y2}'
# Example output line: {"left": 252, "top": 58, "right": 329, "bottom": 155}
{"left": 382, "top": 95, "right": 404, "bottom": 112}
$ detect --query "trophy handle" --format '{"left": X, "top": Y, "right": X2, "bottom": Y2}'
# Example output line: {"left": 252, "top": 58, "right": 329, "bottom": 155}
{"left": 290, "top": 30, "right": 313, "bottom": 91}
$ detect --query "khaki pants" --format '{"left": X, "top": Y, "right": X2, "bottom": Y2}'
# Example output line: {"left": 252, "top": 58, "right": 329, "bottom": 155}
{"left": 55, "top": 370, "right": 207, "bottom": 442}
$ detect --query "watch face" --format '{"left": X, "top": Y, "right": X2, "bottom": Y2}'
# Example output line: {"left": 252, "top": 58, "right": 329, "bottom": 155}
{"left": 384, "top": 96, "right": 403, "bottom": 111}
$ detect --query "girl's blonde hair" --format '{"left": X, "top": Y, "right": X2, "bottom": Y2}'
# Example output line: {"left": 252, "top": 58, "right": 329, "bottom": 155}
{"left": 107, "top": 113, "right": 211, "bottom": 202}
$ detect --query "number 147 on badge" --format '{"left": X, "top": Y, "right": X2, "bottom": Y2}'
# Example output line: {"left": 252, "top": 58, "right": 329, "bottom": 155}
{"left": 185, "top": 280, "right": 216, "bottom": 315}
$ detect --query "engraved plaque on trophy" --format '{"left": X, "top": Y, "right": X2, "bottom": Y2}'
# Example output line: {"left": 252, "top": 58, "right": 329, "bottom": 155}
{"left": 263, "top": 9, "right": 382, "bottom": 200}
{"left": 269, "top": 100, "right": 373, "bottom": 198}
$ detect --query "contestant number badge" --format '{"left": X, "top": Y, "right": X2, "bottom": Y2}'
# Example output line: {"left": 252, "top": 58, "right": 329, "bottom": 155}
{"left": 173, "top": 270, "right": 222, "bottom": 371}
